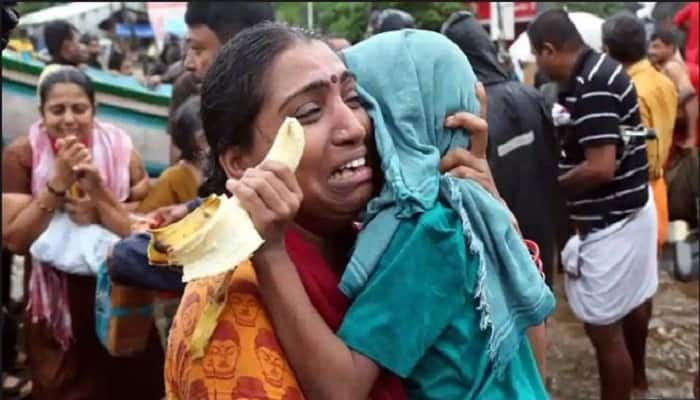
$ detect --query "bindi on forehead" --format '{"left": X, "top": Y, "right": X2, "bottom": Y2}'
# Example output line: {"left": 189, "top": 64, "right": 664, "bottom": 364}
{"left": 330, "top": 74, "right": 338, "bottom": 84}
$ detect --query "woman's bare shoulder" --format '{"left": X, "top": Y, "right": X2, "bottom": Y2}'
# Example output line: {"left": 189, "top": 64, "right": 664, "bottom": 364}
{"left": 3, "top": 135, "right": 31, "bottom": 153}
{"left": 2, "top": 135, "right": 32, "bottom": 166}
{"left": 2, "top": 135, "right": 33, "bottom": 194}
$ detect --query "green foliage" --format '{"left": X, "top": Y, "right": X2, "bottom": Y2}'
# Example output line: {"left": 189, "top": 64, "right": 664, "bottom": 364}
{"left": 316, "top": 2, "right": 371, "bottom": 42}
{"left": 15, "top": 2, "right": 63, "bottom": 16}
{"left": 315, "top": 1, "right": 466, "bottom": 43}
{"left": 275, "top": 2, "right": 306, "bottom": 27}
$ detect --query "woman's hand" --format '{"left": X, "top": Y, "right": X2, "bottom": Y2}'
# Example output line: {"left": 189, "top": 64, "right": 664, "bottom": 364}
{"left": 146, "top": 203, "right": 190, "bottom": 229}
{"left": 64, "top": 196, "right": 99, "bottom": 225}
{"left": 50, "top": 136, "right": 90, "bottom": 191}
{"left": 73, "top": 162, "right": 104, "bottom": 195}
{"left": 225, "top": 161, "right": 303, "bottom": 249}
{"left": 441, "top": 82, "right": 502, "bottom": 201}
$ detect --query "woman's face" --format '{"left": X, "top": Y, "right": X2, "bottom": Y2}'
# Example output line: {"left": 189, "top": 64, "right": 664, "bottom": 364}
{"left": 229, "top": 40, "right": 375, "bottom": 231}
{"left": 41, "top": 82, "right": 95, "bottom": 139}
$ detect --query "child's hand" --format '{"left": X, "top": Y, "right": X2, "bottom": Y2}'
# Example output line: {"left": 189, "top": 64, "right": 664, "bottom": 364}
{"left": 441, "top": 82, "right": 501, "bottom": 201}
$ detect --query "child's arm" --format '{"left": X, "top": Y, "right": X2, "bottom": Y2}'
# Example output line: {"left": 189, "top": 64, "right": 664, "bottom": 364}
{"left": 128, "top": 150, "right": 151, "bottom": 202}
{"left": 528, "top": 324, "right": 547, "bottom": 380}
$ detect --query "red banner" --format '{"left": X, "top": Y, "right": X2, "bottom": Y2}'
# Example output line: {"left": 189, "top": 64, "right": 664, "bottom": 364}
{"left": 471, "top": 2, "right": 537, "bottom": 23}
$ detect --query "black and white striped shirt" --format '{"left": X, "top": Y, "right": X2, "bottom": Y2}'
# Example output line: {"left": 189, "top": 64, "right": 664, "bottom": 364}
{"left": 558, "top": 48, "right": 649, "bottom": 234}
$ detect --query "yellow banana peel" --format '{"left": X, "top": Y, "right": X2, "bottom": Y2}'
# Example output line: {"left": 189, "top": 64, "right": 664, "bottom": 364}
{"left": 150, "top": 117, "right": 305, "bottom": 282}
{"left": 189, "top": 270, "right": 234, "bottom": 359}
{"left": 148, "top": 118, "right": 305, "bottom": 358}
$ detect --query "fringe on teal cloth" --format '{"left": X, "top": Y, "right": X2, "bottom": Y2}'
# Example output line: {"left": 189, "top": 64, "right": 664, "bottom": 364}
{"left": 338, "top": 29, "right": 556, "bottom": 375}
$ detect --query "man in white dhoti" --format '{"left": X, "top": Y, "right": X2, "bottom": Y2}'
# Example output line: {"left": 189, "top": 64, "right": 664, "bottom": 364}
{"left": 529, "top": 9, "right": 658, "bottom": 400}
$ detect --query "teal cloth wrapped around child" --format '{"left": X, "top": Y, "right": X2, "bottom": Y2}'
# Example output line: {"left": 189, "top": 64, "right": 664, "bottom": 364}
{"left": 339, "top": 29, "right": 555, "bottom": 376}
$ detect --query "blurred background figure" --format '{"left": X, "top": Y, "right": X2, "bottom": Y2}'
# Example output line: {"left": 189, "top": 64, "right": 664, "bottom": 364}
{"left": 368, "top": 8, "right": 415, "bottom": 36}
{"left": 132, "top": 95, "right": 205, "bottom": 349}
{"left": 603, "top": 12, "right": 677, "bottom": 274}
{"left": 80, "top": 33, "right": 102, "bottom": 69}
{"left": 1, "top": 1, "right": 19, "bottom": 52}
{"left": 97, "top": 16, "right": 128, "bottom": 74}
{"left": 365, "top": 9, "right": 382, "bottom": 38}
{"left": 3, "top": 65, "right": 160, "bottom": 400}
{"left": 136, "top": 95, "right": 206, "bottom": 214}
{"left": 43, "top": 20, "right": 83, "bottom": 66}
{"left": 166, "top": 1, "right": 275, "bottom": 164}
{"left": 107, "top": 45, "right": 133, "bottom": 75}
{"left": 648, "top": 30, "right": 699, "bottom": 150}
{"left": 673, "top": 1, "right": 698, "bottom": 65}
{"left": 141, "top": 32, "right": 185, "bottom": 87}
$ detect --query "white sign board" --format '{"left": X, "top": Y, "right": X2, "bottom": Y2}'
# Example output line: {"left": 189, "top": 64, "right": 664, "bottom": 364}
{"left": 490, "top": 2, "right": 515, "bottom": 41}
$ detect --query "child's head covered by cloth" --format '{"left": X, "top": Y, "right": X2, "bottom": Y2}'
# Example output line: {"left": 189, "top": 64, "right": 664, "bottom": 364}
{"left": 339, "top": 29, "right": 556, "bottom": 376}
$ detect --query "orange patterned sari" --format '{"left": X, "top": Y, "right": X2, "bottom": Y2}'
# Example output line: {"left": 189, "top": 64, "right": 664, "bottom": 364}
{"left": 165, "top": 260, "right": 303, "bottom": 400}
{"left": 165, "top": 228, "right": 407, "bottom": 400}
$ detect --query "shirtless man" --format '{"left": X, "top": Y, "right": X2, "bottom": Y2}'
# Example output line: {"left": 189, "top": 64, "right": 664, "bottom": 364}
{"left": 648, "top": 30, "right": 699, "bottom": 149}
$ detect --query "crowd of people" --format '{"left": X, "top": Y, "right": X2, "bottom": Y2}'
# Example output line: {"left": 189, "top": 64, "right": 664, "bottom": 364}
{"left": 1, "top": 2, "right": 698, "bottom": 400}
{"left": 6, "top": 14, "right": 185, "bottom": 84}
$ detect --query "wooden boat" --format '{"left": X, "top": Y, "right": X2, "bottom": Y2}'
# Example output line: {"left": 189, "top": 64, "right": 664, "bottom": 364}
{"left": 2, "top": 49, "right": 171, "bottom": 177}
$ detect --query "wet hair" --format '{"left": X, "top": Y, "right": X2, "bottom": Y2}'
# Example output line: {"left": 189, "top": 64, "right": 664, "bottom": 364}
{"left": 199, "top": 22, "right": 320, "bottom": 197}
{"left": 43, "top": 20, "right": 77, "bottom": 61}
{"left": 602, "top": 13, "right": 647, "bottom": 64}
{"left": 37, "top": 65, "right": 96, "bottom": 111}
{"left": 527, "top": 9, "right": 584, "bottom": 53}
{"left": 650, "top": 29, "right": 678, "bottom": 49}
{"left": 184, "top": 2, "right": 275, "bottom": 45}
{"left": 171, "top": 96, "right": 204, "bottom": 163}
